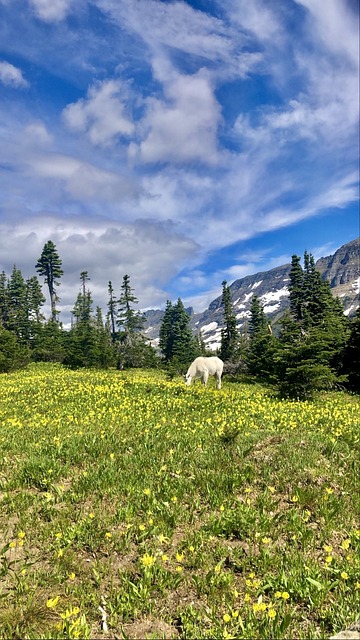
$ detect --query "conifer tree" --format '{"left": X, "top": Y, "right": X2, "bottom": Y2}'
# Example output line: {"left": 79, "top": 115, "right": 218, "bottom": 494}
{"left": 0, "top": 271, "right": 8, "bottom": 327}
{"left": 115, "top": 275, "right": 155, "bottom": 369}
{"left": 342, "top": 307, "right": 360, "bottom": 391}
{"left": 289, "top": 255, "right": 304, "bottom": 322}
{"left": 35, "top": 240, "right": 63, "bottom": 321}
{"left": 26, "top": 276, "right": 46, "bottom": 325}
{"left": 275, "top": 251, "right": 349, "bottom": 398}
{"left": 107, "top": 281, "right": 117, "bottom": 342}
{"left": 246, "top": 295, "right": 276, "bottom": 380}
{"left": 248, "top": 295, "right": 268, "bottom": 337}
{"left": 7, "top": 266, "right": 29, "bottom": 345}
{"left": 159, "top": 301, "right": 174, "bottom": 362}
{"left": 117, "top": 275, "right": 145, "bottom": 337}
{"left": 0, "top": 325, "right": 30, "bottom": 372}
{"left": 159, "top": 298, "right": 197, "bottom": 367}
{"left": 64, "top": 274, "right": 100, "bottom": 368}
{"left": 219, "top": 280, "right": 239, "bottom": 361}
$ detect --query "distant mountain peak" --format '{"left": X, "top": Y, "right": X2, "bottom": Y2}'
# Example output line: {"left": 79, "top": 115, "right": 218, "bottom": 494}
{"left": 144, "top": 238, "right": 360, "bottom": 349}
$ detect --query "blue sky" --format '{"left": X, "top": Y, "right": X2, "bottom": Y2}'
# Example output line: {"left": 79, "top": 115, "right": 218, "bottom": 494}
{"left": 0, "top": 0, "right": 359, "bottom": 324}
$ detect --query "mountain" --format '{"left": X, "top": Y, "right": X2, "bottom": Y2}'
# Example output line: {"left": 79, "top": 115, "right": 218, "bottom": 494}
{"left": 144, "top": 238, "right": 360, "bottom": 350}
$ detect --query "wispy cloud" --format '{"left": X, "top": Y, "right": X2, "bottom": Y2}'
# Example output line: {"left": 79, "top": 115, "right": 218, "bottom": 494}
{"left": 0, "top": 61, "right": 29, "bottom": 87}
{"left": 29, "top": 0, "right": 73, "bottom": 22}
{"left": 0, "top": 0, "right": 358, "bottom": 322}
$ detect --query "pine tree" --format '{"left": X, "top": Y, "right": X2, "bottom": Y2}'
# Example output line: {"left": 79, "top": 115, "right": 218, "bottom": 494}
{"left": 159, "top": 301, "right": 174, "bottom": 362}
{"left": 107, "top": 281, "right": 117, "bottom": 342}
{"left": 0, "top": 271, "right": 8, "bottom": 327}
{"left": 64, "top": 274, "right": 100, "bottom": 368}
{"left": 289, "top": 255, "right": 304, "bottom": 322}
{"left": 159, "top": 298, "right": 197, "bottom": 368}
{"left": 26, "top": 276, "right": 46, "bottom": 325}
{"left": 342, "top": 307, "right": 360, "bottom": 391}
{"left": 32, "top": 319, "right": 65, "bottom": 363}
{"left": 7, "top": 265, "right": 29, "bottom": 345}
{"left": 275, "top": 251, "right": 349, "bottom": 398}
{"left": 94, "top": 306, "right": 115, "bottom": 368}
{"left": 219, "top": 280, "right": 239, "bottom": 362}
{"left": 246, "top": 295, "right": 276, "bottom": 380}
{"left": 0, "top": 326, "right": 30, "bottom": 372}
{"left": 115, "top": 275, "right": 155, "bottom": 369}
{"left": 248, "top": 295, "right": 268, "bottom": 337}
{"left": 117, "top": 275, "right": 145, "bottom": 337}
{"left": 35, "top": 240, "right": 63, "bottom": 321}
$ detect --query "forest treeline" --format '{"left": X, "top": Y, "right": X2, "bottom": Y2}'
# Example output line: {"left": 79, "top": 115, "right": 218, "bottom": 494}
{"left": 0, "top": 240, "right": 359, "bottom": 398}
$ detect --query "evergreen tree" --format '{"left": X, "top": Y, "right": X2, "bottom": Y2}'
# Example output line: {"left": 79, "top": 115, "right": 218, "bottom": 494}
{"left": 35, "top": 240, "right": 63, "bottom": 321}
{"left": 219, "top": 280, "right": 239, "bottom": 361}
{"left": 94, "top": 306, "right": 116, "bottom": 368}
{"left": 64, "top": 274, "right": 100, "bottom": 368}
{"left": 248, "top": 295, "right": 268, "bottom": 337}
{"left": 0, "top": 326, "right": 30, "bottom": 373}
{"left": 159, "top": 301, "right": 174, "bottom": 362}
{"left": 342, "top": 307, "right": 360, "bottom": 391}
{"left": 115, "top": 275, "right": 155, "bottom": 369}
{"left": 275, "top": 252, "right": 349, "bottom": 398}
{"left": 26, "top": 276, "right": 46, "bottom": 324}
{"left": 107, "top": 281, "right": 117, "bottom": 342}
{"left": 246, "top": 295, "right": 276, "bottom": 380}
{"left": 7, "top": 265, "right": 29, "bottom": 345}
{"left": 117, "top": 275, "right": 145, "bottom": 336}
{"left": 32, "top": 320, "right": 65, "bottom": 363}
{"left": 0, "top": 271, "right": 8, "bottom": 327}
{"left": 289, "top": 254, "right": 304, "bottom": 322}
{"left": 159, "top": 298, "right": 197, "bottom": 367}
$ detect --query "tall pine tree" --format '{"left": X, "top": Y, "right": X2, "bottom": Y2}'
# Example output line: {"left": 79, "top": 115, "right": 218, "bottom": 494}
{"left": 35, "top": 240, "right": 63, "bottom": 322}
{"left": 219, "top": 280, "right": 239, "bottom": 362}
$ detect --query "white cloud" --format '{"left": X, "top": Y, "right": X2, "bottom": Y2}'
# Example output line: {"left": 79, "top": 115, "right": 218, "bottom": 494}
{"left": 63, "top": 79, "right": 135, "bottom": 147}
{"left": 29, "top": 0, "right": 73, "bottom": 22}
{"left": 0, "top": 215, "right": 199, "bottom": 323}
{"left": 97, "top": 0, "right": 253, "bottom": 75}
{"left": 294, "top": 0, "right": 359, "bottom": 65}
{"left": 227, "top": 0, "right": 282, "bottom": 43}
{"left": 132, "top": 69, "right": 222, "bottom": 165}
{"left": 24, "top": 121, "right": 53, "bottom": 147}
{"left": 0, "top": 61, "right": 29, "bottom": 88}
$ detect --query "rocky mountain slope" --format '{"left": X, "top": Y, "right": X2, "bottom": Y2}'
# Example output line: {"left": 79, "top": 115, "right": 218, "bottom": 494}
{"left": 144, "top": 238, "right": 359, "bottom": 350}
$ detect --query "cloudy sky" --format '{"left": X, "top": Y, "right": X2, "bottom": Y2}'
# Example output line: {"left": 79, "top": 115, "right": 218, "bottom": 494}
{"left": 0, "top": 0, "right": 359, "bottom": 325}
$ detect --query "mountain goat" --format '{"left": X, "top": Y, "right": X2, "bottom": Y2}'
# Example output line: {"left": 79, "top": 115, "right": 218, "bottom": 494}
{"left": 185, "top": 356, "right": 224, "bottom": 389}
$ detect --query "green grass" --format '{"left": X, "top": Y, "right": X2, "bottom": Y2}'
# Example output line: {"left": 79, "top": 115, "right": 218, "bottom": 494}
{"left": 0, "top": 363, "right": 359, "bottom": 639}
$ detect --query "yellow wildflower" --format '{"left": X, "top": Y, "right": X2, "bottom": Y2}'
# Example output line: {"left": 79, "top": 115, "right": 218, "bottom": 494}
{"left": 141, "top": 553, "right": 155, "bottom": 568}
{"left": 46, "top": 596, "right": 60, "bottom": 608}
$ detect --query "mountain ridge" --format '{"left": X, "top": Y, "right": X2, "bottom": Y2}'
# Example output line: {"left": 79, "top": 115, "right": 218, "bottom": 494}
{"left": 144, "top": 238, "right": 360, "bottom": 350}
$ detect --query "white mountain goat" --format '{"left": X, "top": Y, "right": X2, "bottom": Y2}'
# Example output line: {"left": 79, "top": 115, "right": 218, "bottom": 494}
{"left": 185, "top": 356, "right": 224, "bottom": 389}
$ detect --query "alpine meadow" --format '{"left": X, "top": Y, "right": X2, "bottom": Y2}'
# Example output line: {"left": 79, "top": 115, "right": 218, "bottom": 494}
{"left": 1, "top": 0, "right": 359, "bottom": 636}
{"left": 0, "top": 364, "right": 359, "bottom": 639}
{"left": 1, "top": 235, "right": 360, "bottom": 639}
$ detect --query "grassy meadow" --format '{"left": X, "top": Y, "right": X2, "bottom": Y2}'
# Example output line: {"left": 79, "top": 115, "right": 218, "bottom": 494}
{"left": 0, "top": 363, "right": 359, "bottom": 639}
